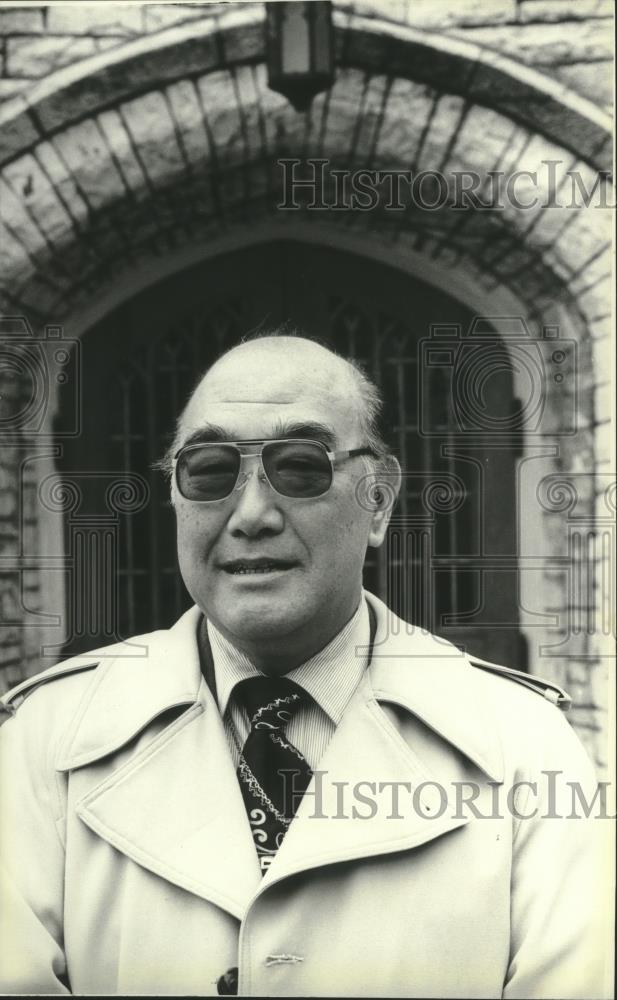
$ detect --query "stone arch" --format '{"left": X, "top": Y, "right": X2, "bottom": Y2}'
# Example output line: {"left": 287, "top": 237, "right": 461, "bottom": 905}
{"left": 0, "top": 6, "right": 611, "bottom": 325}
{"left": 0, "top": 6, "right": 612, "bottom": 761}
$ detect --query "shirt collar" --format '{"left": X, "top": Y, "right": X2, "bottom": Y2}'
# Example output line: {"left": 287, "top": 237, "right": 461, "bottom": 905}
{"left": 207, "top": 598, "right": 370, "bottom": 725}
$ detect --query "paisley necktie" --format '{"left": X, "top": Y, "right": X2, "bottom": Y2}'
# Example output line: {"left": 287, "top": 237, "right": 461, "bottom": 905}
{"left": 234, "top": 675, "right": 313, "bottom": 874}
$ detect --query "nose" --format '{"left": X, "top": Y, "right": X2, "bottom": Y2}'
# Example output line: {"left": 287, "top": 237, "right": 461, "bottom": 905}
{"left": 226, "top": 460, "right": 284, "bottom": 539}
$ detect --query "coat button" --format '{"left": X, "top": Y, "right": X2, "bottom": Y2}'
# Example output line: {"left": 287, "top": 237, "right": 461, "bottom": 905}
{"left": 216, "top": 967, "right": 238, "bottom": 995}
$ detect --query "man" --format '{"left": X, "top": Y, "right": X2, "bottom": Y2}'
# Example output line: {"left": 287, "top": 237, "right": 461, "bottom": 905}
{"left": 0, "top": 335, "right": 608, "bottom": 997}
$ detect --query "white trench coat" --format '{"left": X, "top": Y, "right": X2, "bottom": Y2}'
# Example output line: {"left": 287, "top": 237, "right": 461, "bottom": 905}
{"left": 0, "top": 593, "right": 608, "bottom": 997}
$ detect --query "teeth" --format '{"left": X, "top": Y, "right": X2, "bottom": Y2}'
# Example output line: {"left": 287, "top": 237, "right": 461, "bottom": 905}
{"left": 232, "top": 565, "right": 279, "bottom": 574}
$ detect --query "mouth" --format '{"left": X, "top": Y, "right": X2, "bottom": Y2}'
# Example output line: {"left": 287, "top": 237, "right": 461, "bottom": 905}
{"left": 220, "top": 558, "right": 298, "bottom": 576}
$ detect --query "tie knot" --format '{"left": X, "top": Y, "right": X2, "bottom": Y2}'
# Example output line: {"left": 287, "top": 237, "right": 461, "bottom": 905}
{"left": 235, "top": 676, "right": 306, "bottom": 731}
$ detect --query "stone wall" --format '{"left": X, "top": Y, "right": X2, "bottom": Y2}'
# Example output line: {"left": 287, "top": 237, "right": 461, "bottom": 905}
{"left": 0, "top": 1, "right": 613, "bottom": 109}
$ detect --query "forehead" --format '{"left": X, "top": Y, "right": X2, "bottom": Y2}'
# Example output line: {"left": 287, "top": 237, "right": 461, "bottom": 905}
{"left": 179, "top": 346, "right": 362, "bottom": 443}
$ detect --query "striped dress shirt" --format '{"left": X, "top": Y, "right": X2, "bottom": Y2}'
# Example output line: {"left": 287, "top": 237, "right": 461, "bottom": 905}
{"left": 207, "top": 598, "right": 371, "bottom": 769}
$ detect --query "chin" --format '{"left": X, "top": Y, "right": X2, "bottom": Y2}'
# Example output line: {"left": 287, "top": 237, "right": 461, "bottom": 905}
{"left": 224, "top": 607, "right": 301, "bottom": 643}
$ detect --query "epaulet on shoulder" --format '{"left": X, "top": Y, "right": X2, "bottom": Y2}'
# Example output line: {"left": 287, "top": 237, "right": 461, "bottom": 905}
{"left": 469, "top": 655, "right": 572, "bottom": 712}
{"left": 0, "top": 657, "right": 99, "bottom": 718}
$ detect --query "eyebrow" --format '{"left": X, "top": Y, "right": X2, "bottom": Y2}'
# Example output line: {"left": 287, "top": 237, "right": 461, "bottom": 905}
{"left": 177, "top": 420, "right": 338, "bottom": 453}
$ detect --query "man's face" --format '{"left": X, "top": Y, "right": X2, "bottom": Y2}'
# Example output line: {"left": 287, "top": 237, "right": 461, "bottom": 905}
{"left": 172, "top": 339, "right": 390, "bottom": 660}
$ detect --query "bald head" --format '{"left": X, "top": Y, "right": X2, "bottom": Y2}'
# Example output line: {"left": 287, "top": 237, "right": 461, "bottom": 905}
{"left": 162, "top": 334, "right": 388, "bottom": 470}
{"left": 185, "top": 336, "right": 363, "bottom": 424}
{"left": 202, "top": 335, "right": 359, "bottom": 399}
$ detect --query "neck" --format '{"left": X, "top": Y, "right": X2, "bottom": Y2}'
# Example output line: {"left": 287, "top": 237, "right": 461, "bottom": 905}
{"left": 203, "top": 599, "right": 362, "bottom": 676}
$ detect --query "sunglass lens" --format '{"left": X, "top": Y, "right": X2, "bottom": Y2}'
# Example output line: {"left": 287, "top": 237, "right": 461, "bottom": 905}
{"left": 177, "top": 445, "right": 240, "bottom": 500}
{"left": 264, "top": 442, "right": 332, "bottom": 498}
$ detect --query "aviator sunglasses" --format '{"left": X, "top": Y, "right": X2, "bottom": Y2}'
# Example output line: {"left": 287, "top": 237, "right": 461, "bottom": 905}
{"left": 173, "top": 438, "right": 378, "bottom": 501}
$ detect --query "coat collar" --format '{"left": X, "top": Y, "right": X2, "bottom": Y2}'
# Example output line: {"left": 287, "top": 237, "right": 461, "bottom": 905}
{"left": 56, "top": 608, "right": 204, "bottom": 771}
{"left": 57, "top": 595, "right": 503, "bottom": 782}
{"left": 365, "top": 592, "right": 504, "bottom": 783}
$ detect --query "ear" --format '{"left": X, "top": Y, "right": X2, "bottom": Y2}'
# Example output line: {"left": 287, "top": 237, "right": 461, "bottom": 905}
{"left": 367, "top": 456, "right": 402, "bottom": 549}
{"left": 170, "top": 477, "right": 179, "bottom": 510}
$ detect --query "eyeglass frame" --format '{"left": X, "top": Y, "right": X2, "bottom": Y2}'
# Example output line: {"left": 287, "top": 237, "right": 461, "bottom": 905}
{"left": 171, "top": 437, "right": 379, "bottom": 502}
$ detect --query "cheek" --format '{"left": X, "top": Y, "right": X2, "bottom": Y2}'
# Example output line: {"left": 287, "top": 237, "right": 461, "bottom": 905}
{"left": 174, "top": 507, "right": 221, "bottom": 557}
{"left": 175, "top": 508, "right": 197, "bottom": 546}
{"left": 303, "top": 497, "right": 372, "bottom": 563}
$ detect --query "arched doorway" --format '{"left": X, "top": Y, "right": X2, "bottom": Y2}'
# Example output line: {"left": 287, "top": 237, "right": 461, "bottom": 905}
{"left": 57, "top": 241, "right": 525, "bottom": 667}
{"left": 0, "top": 0, "right": 608, "bottom": 757}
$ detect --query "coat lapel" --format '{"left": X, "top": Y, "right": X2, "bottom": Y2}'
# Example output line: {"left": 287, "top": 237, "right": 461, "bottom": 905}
{"left": 260, "top": 593, "right": 504, "bottom": 888}
{"left": 260, "top": 671, "right": 469, "bottom": 888}
{"left": 365, "top": 592, "right": 505, "bottom": 783}
{"left": 56, "top": 608, "right": 261, "bottom": 919}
